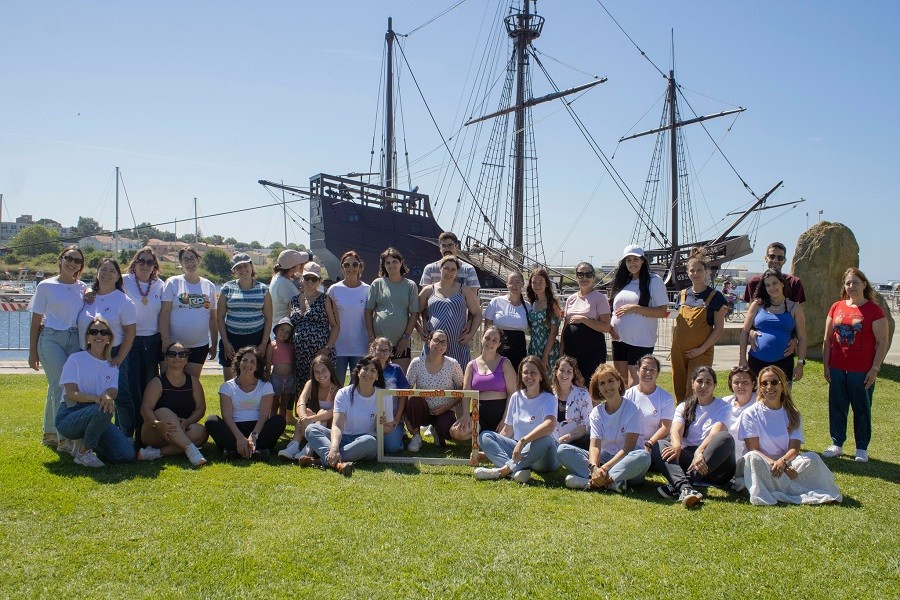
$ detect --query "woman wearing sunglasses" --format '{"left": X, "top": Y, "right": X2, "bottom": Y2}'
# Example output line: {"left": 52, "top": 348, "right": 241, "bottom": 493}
{"left": 290, "top": 262, "right": 339, "bottom": 393}
{"left": 54, "top": 316, "right": 136, "bottom": 467}
{"left": 327, "top": 251, "right": 370, "bottom": 383}
{"left": 137, "top": 341, "right": 209, "bottom": 466}
{"left": 560, "top": 261, "right": 616, "bottom": 382}
{"left": 28, "top": 245, "right": 88, "bottom": 453}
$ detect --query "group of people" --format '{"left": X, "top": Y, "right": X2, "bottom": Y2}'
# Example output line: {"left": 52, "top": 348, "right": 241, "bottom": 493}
{"left": 27, "top": 235, "right": 888, "bottom": 507}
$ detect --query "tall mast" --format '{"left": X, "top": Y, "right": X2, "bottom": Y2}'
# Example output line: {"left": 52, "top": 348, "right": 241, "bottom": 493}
{"left": 668, "top": 71, "right": 679, "bottom": 250}
{"left": 384, "top": 17, "right": 395, "bottom": 210}
{"left": 115, "top": 166, "right": 120, "bottom": 255}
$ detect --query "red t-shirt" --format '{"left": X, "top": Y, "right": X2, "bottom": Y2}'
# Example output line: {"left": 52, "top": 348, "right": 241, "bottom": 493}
{"left": 827, "top": 300, "right": 886, "bottom": 372}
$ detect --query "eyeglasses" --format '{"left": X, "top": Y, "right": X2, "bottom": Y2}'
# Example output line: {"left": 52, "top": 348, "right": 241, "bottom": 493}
{"left": 341, "top": 261, "right": 361, "bottom": 268}
{"left": 180, "top": 255, "right": 199, "bottom": 263}
{"left": 431, "top": 338, "right": 448, "bottom": 345}
{"left": 374, "top": 347, "right": 391, "bottom": 355}
{"left": 88, "top": 328, "right": 111, "bottom": 337}
{"left": 136, "top": 258, "right": 155, "bottom": 266}
{"left": 759, "top": 380, "right": 781, "bottom": 388}
{"left": 766, "top": 254, "right": 786, "bottom": 262}
{"left": 575, "top": 271, "right": 594, "bottom": 278}
{"left": 165, "top": 350, "right": 187, "bottom": 358}
{"left": 62, "top": 255, "right": 84, "bottom": 265}
{"left": 303, "top": 275, "right": 320, "bottom": 282}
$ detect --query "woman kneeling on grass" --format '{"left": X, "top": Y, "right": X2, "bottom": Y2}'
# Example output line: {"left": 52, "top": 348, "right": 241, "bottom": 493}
{"left": 557, "top": 364, "right": 650, "bottom": 492}
{"left": 55, "top": 316, "right": 136, "bottom": 467}
{"left": 137, "top": 341, "right": 209, "bottom": 466}
{"left": 206, "top": 346, "right": 286, "bottom": 460}
{"left": 474, "top": 356, "right": 558, "bottom": 484}
{"left": 303, "top": 355, "right": 397, "bottom": 476}
{"left": 651, "top": 366, "right": 735, "bottom": 508}
{"left": 739, "top": 366, "right": 841, "bottom": 506}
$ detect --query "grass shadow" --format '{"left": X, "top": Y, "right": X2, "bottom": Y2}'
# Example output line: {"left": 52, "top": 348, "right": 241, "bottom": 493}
{"left": 822, "top": 455, "right": 900, "bottom": 486}
{"left": 876, "top": 363, "right": 900, "bottom": 383}
{"left": 44, "top": 454, "right": 164, "bottom": 483}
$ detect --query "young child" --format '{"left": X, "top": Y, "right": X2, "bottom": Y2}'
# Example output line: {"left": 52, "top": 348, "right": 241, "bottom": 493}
{"left": 266, "top": 317, "right": 296, "bottom": 421}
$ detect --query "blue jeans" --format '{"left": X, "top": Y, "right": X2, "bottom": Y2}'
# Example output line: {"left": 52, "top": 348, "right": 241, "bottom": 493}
{"left": 828, "top": 368, "right": 874, "bottom": 450}
{"left": 557, "top": 444, "right": 651, "bottom": 485}
{"left": 55, "top": 403, "right": 136, "bottom": 462}
{"left": 37, "top": 326, "right": 81, "bottom": 436}
{"left": 117, "top": 333, "right": 161, "bottom": 439}
{"left": 335, "top": 356, "right": 363, "bottom": 386}
{"left": 305, "top": 423, "right": 377, "bottom": 465}
{"left": 479, "top": 430, "right": 558, "bottom": 473}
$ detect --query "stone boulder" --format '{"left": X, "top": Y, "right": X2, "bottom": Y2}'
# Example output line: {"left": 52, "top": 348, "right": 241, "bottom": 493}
{"left": 792, "top": 221, "right": 894, "bottom": 359}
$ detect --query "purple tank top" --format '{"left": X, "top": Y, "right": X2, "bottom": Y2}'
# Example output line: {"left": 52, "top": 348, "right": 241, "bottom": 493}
{"left": 469, "top": 357, "right": 508, "bottom": 394}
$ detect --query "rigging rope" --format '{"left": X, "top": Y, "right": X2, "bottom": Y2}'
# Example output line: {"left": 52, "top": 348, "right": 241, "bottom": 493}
{"left": 595, "top": 0, "right": 667, "bottom": 79}
{"left": 400, "top": 0, "right": 470, "bottom": 37}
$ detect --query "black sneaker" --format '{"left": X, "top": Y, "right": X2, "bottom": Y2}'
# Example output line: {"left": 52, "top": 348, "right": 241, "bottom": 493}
{"left": 251, "top": 449, "right": 271, "bottom": 461}
{"left": 222, "top": 449, "right": 234, "bottom": 460}
{"left": 657, "top": 483, "right": 677, "bottom": 499}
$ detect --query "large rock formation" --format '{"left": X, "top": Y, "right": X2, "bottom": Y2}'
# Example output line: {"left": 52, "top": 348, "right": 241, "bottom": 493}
{"left": 793, "top": 221, "right": 894, "bottom": 359}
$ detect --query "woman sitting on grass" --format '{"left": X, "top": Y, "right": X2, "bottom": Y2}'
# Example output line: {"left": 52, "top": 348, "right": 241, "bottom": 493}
{"left": 278, "top": 354, "right": 341, "bottom": 460}
{"left": 206, "top": 346, "right": 286, "bottom": 460}
{"left": 557, "top": 365, "right": 650, "bottom": 492}
{"left": 623, "top": 354, "right": 674, "bottom": 459}
{"left": 137, "top": 341, "right": 209, "bottom": 466}
{"left": 739, "top": 366, "right": 842, "bottom": 506}
{"left": 464, "top": 326, "right": 517, "bottom": 435}
{"left": 55, "top": 316, "right": 136, "bottom": 467}
{"left": 651, "top": 366, "right": 735, "bottom": 509}
{"left": 303, "top": 355, "right": 397, "bottom": 476}
{"left": 474, "top": 356, "right": 558, "bottom": 484}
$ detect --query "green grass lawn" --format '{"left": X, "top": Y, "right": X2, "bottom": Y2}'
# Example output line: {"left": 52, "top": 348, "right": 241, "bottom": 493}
{"left": 2, "top": 364, "right": 899, "bottom": 598}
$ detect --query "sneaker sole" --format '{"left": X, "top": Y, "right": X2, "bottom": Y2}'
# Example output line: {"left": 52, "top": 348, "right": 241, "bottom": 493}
{"left": 682, "top": 495, "right": 702, "bottom": 508}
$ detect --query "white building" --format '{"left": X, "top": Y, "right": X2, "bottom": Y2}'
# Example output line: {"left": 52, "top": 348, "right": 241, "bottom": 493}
{"left": 79, "top": 235, "right": 143, "bottom": 252}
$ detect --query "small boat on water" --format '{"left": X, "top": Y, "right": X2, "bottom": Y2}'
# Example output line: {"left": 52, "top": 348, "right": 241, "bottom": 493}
{"left": 0, "top": 284, "right": 32, "bottom": 311}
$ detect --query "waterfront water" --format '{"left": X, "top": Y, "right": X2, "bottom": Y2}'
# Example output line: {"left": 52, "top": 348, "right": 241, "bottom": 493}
{"left": 0, "top": 310, "right": 30, "bottom": 359}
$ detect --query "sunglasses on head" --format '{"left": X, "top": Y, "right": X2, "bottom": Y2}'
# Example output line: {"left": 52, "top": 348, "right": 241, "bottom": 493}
{"left": 88, "top": 328, "right": 111, "bottom": 337}
{"left": 165, "top": 350, "right": 187, "bottom": 358}
{"left": 342, "top": 261, "right": 361, "bottom": 268}
{"left": 62, "top": 255, "right": 84, "bottom": 265}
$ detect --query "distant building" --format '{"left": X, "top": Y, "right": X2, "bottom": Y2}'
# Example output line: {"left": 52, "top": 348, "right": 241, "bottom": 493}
{"left": 79, "top": 235, "right": 143, "bottom": 252}
{"left": 0, "top": 214, "right": 76, "bottom": 243}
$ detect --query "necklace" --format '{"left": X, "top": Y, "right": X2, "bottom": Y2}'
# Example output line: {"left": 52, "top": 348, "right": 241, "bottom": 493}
{"left": 136, "top": 277, "right": 152, "bottom": 305}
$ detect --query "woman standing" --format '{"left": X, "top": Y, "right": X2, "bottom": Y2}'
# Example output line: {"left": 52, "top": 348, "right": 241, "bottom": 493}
{"left": 670, "top": 248, "right": 727, "bottom": 401}
{"left": 464, "top": 326, "right": 517, "bottom": 434}
{"left": 609, "top": 245, "right": 669, "bottom": 386}
{"left": 364, "top": 247, "right": 420, "bottom": 372}
{"left": 269, "top": 249, "right": 306, "bottom": 325}
{"left": 552, "top": 356, "right": 592, "bottom": 450}
{"left": 557, "top": 365, "right": 650, "bottom": 492}
{"left": 137, "top": 341, "right": 209, "bottom": 466}
{"left": 121, "top": 247, "right": 164, "bottom": 438}
{"left": 651, "top": 366, "right": 735, "bottom": 508}
{"left": 55, "top": 316, "right": 136, "bottom": 466}
{"left": 739, "top": 269, "right": 807, "bottom": 382}
{"left": 405, "top": 329, "right": 465, "bottom": 451}
{"left": 418, "top": 255, "right": 481, "bottom": 367}
{"left": 206, "top": 346, "right": 286, "bottom": 460}
{"left": 290, "top": 262, "right": 339, "bottom": 390}
{"left": 474, "top": 356, "right": 558, "bottom": 483}
{"left": 77, "top": 258, "right": 138, "bottom": 437}
{"left": 484, "top": 271, "right": 530, "bottom": 371}
{"left": 623, "top": 355, "right": 675, "bottom": 456}
{"left": 740, "top": 366, "right": 841, "bottom": 505}
{"left": 525, "top": 268, "right": 562, "bottom": 371}
{"left": 822, "top": 268, "right": 888, "bottom": 462}
{"left": 28, "top": 245, "right": 88, "bottom": 451}
{"left": 560, "top": 261, "right": 615, "bottom": 381}
{"left": 217, "top": 253, "right": 272, "bottom": 381}
{"left": 328, "top": 250, "right": 371, "bottom": 384}
{"left": 160, "top": 247, "right": 218, "bottom": 378}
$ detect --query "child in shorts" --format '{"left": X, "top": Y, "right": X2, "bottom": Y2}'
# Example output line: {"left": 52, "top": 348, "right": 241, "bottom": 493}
{"left": 266, "top": 317, "right": 296, "bottom": 421}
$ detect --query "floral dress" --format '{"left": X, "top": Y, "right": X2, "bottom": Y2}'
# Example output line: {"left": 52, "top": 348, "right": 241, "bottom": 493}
{"left": 527, "top": 307, "right": 560, "bottom": 368}
{"left": 290, "top": 293, "right": 335, "bottom": 390}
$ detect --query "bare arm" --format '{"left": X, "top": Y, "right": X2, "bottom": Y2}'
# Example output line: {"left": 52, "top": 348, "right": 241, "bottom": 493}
{"left": 459, "top": 286, "right": 482, "bottom": 345}
{"left": 322, "top": 295, "right": 340, "bottom": 353}
{"left": 822, "top": 314, "right": 834, "bottom": 383}
{"left": 217, "top": 291, "right": 232, "bottom": 359}
{"left": 792, "top": 303, "right": 807, "bottom": 381}
{"left": 738, "top": 303, "right": 761, "bottom": 367}
{"left": 159, "top": 301, "right": 172, "bottom": 349}
{"left": 112, "top": 323, "right": 137, "bottom": 367}
{"left": 259, "top": 292, "right": 273, "bottom": 355}
{"left": 208, "top": 307, "right": 218, "bottom": 359}
{"left": 867, "top": 317, "right": 889, "bottom": 388}
{"left": 28, "top": 312, "right": 43, "bottom": 371}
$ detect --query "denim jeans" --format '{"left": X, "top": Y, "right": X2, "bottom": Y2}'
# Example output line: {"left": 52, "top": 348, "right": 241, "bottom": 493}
{"left": 55, "top": 402, "right": 136, "bottom": 462}
{"left": 479, "top": 430, "right": 558, "bottom": 473}
{"left": 37, "top": 326, "right": 81, "bottom": 436}
{"left": 828, "top": 368, "right": 874, "bottom": 450}
{"left": 557, "top": 444, "right": 651, "bottom": 485}
{"left": 116, "top": 333, "right": 161, "bottom": 438}
{"left": 335, "top": 356, "right": 363, "bottom": 386}
{"left": 384, "top": 424, "right": 405, "bottom": 453}
{"left": 305, "top": 423, "right": 377, "bottom": 464}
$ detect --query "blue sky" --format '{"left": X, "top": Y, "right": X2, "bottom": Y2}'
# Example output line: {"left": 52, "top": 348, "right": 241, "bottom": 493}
{"left": 2, "top": 1, "right": 898, "bottom": 282}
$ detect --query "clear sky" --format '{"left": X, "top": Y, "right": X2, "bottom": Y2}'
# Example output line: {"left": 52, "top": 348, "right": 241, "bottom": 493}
{"left": 2, "top": 1, "right": 898, "bottom": 282}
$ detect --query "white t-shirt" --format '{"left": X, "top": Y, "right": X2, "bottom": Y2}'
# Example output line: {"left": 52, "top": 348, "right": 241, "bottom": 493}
{"left": 59, "top": 351, "right": 119, "bottom": 408}
{"left": 485, "top": 295, "right": 529, "bottom": 331}
{"left": 27, "top": 276, "right": 87, "bottom": 330}
{"left": 624, "top": 384, "right": 675, "bottom": 446}
{"left": 327, "top": 281, "right": 371, "bottom": 357}
{"left": 269, "top": 274, "right": 299, "bottom": 325}
{"left": 589, "top": 398, "right": 643, "bottom": 455}
{"left": 122, "top": 274, "right": 164, "bottom": 336}
{"left": 673, "top": 397, "right": 731, "bottom": 447}
{"left": 162, "top": 275, "right": 218, "bottom": 348}
{"left": 610, "top": 275, "right": 669, "bottom": 347}
{"left": 333, "top": 385, "right": 394, "bottom": 437}
{"left": 219, "top": 379, "right": 274, "bottom": 423}
{"left": 554, "top": 386, "right": 592, "bottom": 440}
{"left": 738, "top": 402, "right": 804, "bottom": 458}
{"left": 77, "top": 289, "right": 137, "bottom": 350}
{"left": 504, "top": 390, "right": 556, "bottom": 441}
{"left": 420, "top": 258, "right": 480, "bottom": 288}
{"left": 726, "top": 393, "right": 757, "bottom": 459}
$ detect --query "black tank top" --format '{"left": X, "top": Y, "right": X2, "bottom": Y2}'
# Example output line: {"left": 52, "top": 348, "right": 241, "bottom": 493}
{"left": 155, "top": 372, "right": 196, "bottom": 419}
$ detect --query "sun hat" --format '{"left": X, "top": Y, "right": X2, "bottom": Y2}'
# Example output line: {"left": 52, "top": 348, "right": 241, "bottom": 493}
{"left": 302, "top": 262, "right": 322, "bottom": 278}
{"left": 275, "top": 249, "right": 309, "bottom": 270}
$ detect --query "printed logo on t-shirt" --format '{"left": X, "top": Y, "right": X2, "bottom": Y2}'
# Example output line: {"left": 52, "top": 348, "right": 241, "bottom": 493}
{"left": 528, "top": 414, "right": 537, "bottom": 422}
{"left": 178, "top": 293, "right": 211, "bottom": 309}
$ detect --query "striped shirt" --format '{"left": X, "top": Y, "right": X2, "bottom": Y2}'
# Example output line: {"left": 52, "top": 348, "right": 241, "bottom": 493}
{"left": 221, "top": 280, "right": 268, "bottom": 334}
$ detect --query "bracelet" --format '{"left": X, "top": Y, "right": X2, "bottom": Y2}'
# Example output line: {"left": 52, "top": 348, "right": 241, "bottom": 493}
{"left": 401, "top": 332, "right": 411, "bottom": 340}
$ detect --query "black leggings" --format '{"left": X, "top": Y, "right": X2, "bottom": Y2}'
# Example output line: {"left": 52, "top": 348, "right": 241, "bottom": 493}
{"left": 205, "top": 415, "right": 286, "bottom": 452}
{"left": 478, "top": 398, "right": 509, "bottom": 434}
{"left": 651, "top": 431, "right": 736, "bottom": 491}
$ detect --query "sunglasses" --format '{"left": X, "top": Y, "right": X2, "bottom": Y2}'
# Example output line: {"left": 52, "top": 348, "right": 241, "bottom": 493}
{"left": 575, "top": 271, "right": 594, "bottom": 278}
{"left": 62, "top": 255, "right": 84, "bottom": 265}
{"left": 165, "top": 350, "right": 187, "bottom": 358}
{"left": 766, "top": 254, "right": 786, "bottom": 262}
{"left": 342, "top": 261, "right": 361, "bottom": 268}
{"left": 88, "top": 328, "right": 111, "bottom": 337}
{"left": 136, "top": 258, "right": 155, "bottom": 266}
{"left": 759, "top": 380, "right": 781, "bottom": 388}
{"left": 303, "top": 274, "right": 320, "bottom": 282}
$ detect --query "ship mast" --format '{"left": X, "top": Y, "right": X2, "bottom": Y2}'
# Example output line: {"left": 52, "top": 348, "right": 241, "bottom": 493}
{"left": 384, "top": 17, "right": 395, "bottom": 211}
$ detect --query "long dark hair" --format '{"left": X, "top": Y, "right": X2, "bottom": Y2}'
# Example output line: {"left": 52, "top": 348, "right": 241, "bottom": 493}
{"left": 516, "top": 356, "right": 552, "bottom": 394}
{"left": 526, "top": 268, "right": 560, "bottom": 327}
{"left": 757, "top": 366, "right": 801, "bottom": 432}
{"left": 840, "top": 267, "right": 874, "bottom": 301}
{"left": 307, "top": 354, "right": 341, "bottom": 413}
{"left": 350, "top": 355, "right": 386, "bottom": 398}
{"left": 233, "top": 346, "right": 266, "bottom": 381}
{"left": 611, "top": 256, "right": 651, "bottom": 306}
{"left": 754, "top": 269, "right": 787, "bottom": 308}
{"left": 91, "top": 258, "right": 125, "bottom": 293}
{"left": 681, "top": 366, "right": 718, "bottom": 436}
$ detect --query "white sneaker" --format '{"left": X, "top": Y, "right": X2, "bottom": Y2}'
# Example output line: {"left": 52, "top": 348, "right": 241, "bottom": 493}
{"left": 278, "top": 440, "right": 301, "bottom": 461}
{"left": 679, "top": 486, "right": 703, "bottom": 508}
{"left": 855, "top": 449, "right": 869, "bottom": 463}
{"left": 185, "top": 444, "right": 207, "bottom": 466}
{"left": 408, "top": 434, "right": 422, "bottom": 453}
{"left": 423, "top": 425, "right": 435, "bottom": 439}
{"left": 474, "top": 467, "right": 503, "bottom": 480}
{"left": 74, "top": 449, "right": 105, "bottom": 468}
{"left": 822, "top": 445, "right": 843, "bottom": 458}
{"left": 565, "top": 474, "right": 590, "bottom": 489}
{"left": 57, "top": 438, "right": 76, "bottom": 457}
{"left": 138, "top": 446, "right": 162, "bottom": 461}
{"left": 512, "top": 469, "right": 531, "bottom": 484}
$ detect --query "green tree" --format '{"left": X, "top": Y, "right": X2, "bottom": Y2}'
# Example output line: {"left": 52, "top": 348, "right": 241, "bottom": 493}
{"left": 9, "top": 224, "right": 62, "bottom": 258}
{"left": 75, "top": 216, "right": 103, "bottom": 237}
{"left": 202, "top": 247, "right": 231, "bottom": 280}
{"left": 249, "top": 240, "right": 262, "bottom": 249}
{"left": 224, "top": 237, "right": 238, "bottom": 246}
{"left": 207, "top": 234, "right": 224, "bottom": 245}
